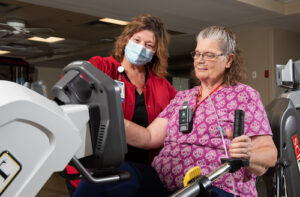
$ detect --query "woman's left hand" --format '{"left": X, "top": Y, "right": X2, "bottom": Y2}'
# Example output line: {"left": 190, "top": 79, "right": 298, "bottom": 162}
{"left": 225, "top": 129, "right": 277, "bottom": 176}
{"left": 228, "top": 135, "right": 252, "bottom": 160}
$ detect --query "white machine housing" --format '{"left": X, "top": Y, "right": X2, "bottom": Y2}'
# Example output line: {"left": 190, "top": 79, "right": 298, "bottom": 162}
{"left": 0, "top": 80, "right": 91, "bottom": 196}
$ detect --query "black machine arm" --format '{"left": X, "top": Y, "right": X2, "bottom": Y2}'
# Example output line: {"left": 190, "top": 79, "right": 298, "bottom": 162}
{"left": 53, "top": 60, "right": 129, "bottom": 184}
{"left": 70, "top": 157, "right": 130, "bottom": 184}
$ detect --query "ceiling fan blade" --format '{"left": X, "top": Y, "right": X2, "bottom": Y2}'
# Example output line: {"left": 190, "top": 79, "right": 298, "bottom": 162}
{"left": 0, "top": 23, "right": 15, "bottom": 31}
{"left": 25, "top": 27, "right": 54, "bottom": 34}
{"left": 0, "top": 30, "right": 11, "bottom": 38}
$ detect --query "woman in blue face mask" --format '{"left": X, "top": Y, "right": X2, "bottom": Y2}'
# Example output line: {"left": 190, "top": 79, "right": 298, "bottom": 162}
{"left": 68, "top": 14, "right": 178, "bottom": 197}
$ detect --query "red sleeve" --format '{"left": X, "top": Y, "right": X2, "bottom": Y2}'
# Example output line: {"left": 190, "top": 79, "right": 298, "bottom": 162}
{"left": 88, "top": 56, "right": 120, "bottom": 79}
{"left": 156, "top": 78, "right": 177, "bottom": 110}
{"left": 89, "top": 56, "right": 109, "bottom": 73}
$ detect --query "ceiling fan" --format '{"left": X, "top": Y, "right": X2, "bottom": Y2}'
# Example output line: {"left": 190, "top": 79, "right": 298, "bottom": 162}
{"left": 0, "top": 19, "right": 54, "bottom": 39}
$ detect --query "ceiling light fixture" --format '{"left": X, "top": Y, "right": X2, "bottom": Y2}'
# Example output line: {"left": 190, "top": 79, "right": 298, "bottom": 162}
{"left": 0, "top": 50, "right": 10, "bottom": 55}
{"left": 99, "top": 18, "right": 128, "bottom": 25}
{"left": 28, "top": 36, "right": 65, "bottom": 43}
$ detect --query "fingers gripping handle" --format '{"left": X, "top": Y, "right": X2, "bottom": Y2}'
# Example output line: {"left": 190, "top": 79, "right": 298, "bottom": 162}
{"left": 233, "top": 109, "right": 245, "bottom": 138}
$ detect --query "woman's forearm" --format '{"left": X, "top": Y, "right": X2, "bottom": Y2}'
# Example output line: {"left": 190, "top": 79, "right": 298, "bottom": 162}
{"left": 247, "top": 136, "right": 277, "bottom": 176}
{"left": 124, "top": 118, "right": 168, "bottom": 149}
{"left": 124, "top": 119, "right": 152, "bottom": 149}
{"left": 247, "top": 147, "right": 277, "bottom": 176}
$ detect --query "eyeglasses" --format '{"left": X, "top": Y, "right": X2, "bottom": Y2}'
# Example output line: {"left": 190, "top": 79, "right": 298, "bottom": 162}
{"left": 190, "top": 51, "right": 225, "bottom": 61}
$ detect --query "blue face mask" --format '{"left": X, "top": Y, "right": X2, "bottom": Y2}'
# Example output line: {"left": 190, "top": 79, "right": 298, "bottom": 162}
{"left": 125, "top": 40, "right": 154, "bottom": 66}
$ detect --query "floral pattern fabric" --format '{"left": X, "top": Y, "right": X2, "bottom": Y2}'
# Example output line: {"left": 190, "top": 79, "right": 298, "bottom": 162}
{"left": 152, "top": 83, "right": 272, "bottom": 197}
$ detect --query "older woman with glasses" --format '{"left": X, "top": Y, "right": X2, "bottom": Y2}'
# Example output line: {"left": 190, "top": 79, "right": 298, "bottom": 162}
{"left": 75, "top": 26, "right": 277, "bottom": 197}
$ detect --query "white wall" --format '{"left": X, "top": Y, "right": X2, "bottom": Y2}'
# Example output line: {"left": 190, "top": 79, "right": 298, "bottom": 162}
{"left": 35, "top": 66, "right": 63, "bottom": 99}
{"left": 236, "top": 27, "right": 300, "bottom": 105}
{"left": 236, "top": 27, "right": 273, "bottom": 105}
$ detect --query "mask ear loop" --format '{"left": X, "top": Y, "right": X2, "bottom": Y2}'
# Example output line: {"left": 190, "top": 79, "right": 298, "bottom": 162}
{"left": 208, "top": 95, "right": 237, "bottom": 197}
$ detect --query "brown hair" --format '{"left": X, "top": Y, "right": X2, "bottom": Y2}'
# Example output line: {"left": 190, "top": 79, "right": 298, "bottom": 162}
{"left": 112, "top": 14, "right": 169, "bottom": 77}
{"left": 195, "top": 26, "right": 246, "bottom": 85}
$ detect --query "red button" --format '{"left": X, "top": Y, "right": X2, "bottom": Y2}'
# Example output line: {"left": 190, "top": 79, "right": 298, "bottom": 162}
{"left": 264, "top": 70, "right": 269, "bottom": 78}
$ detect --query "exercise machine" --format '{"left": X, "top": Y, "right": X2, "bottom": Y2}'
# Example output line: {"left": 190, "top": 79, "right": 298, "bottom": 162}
{"left": 265, "top": 59, "right": 300, "bottom": 197}
{"left": 0, "top": 61, "right": 129, "bottom": 197}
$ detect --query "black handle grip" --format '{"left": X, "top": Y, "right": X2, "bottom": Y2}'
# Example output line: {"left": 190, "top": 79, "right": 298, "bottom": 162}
{"left": 233, "top": 110, "right": 245, "bottom": 138}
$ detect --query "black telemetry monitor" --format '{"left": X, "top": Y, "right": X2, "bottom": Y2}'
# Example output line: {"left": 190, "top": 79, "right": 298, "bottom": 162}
{"left": 179, "top": 101, "right": 193, "bottom": 133}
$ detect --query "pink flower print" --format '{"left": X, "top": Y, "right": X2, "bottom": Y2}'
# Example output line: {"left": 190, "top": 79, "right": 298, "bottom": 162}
{"left": 215, "top": 92, "right": 225, "bottom": 102}
{"left": 162, "top": 157, "right": 171, "bottom": 164}
{"left": 244, "top": 112, "right": 253, "bottom": 123}
{"left": 162, "top": 146, "right": 171, "bottom": 156}
{"left": 199, "top": 166, "right": 209, "bottom": 175}
{"left": 205, "top": 107, "right": 215, "bottom": 115}
{"left": 198, "top": 105, "right": 205, "bottom": 113}
{"left": 184, "top": 158, "right": 193, "bottom": 166}
{"left": 192, "top": 148, "right": 204, "bottom": 159}
{"left": 206, "top": 114, "right": 216, "bottom": 124}
{"left": 243, "top": 184, "right": 250, "bottom": 194}
{"left": 187, "top": 134, "right": 197, "bottom": 143}
{"left": 170, "top": 147, "right": 180, "bottom": 157}
{"left": 226, "top": 92, "right": 236, "bottom": 101}
{"left": 181, "top": 146, "right": 191, "bottom": 158}
{"left": 205, "top": 150, "right": 217, "bottom": 161}
{"left": 178, "top": 135, "right": 188, "bottom": 143}
{"left": 198, "top": 134, "right": 209, "bottom": 145}
{"left": 229, "top": 110, "right": 234, "bottom": 120}
{"left": 172, "top": 158, "right": 180, "bottom": 166}
{"left": 194, "top": 113, "right": 204, "bottom": 123}
{"left": 235, "top": 85, "right": 244, "bottom": 92}
{"left": 237, "top": 182, "right": 243, "bottom": 189}
{"left": 232, "top": 170, "right": 243, "bottom": 179}
{"left": 246, "top": 86, "right": 252, "bottom": 91}
{"left": 155, "top": 163, "right": 162, "bottom": 172}
{"left": 162, "top": 163, "right": 171, "bottom": 175}
{"left": 169, "top": 116, "right": 176, "bottom": 125}
{"left": 249, "top": 90, "right": 258, "bottom": 101}
{"left": 250, "top": 120, "right": 260, "bottom": 132}
{"left": 239, "top": 104, "right": 246, "bottom": 111}
{"left": 175, "top": 174, "right": 184, "bottom": 188}
{"left": 262, "top": 120, "right": 269, "bottom": 131}
{"left": 254, "top": 110, "right": 263, "bottom": 121}
{"left": 154, "top": 156, "right": 163, "bottom": 164}
{"left": 172, "top": 164, "right": 183, "bottom": 175}
{"left": 224, "top": 176, "right": 234, "bottom": 187}
{"left": 217, "top": 109, "right": 227, "bottom": 117}
{"left": 196, "top": 123, "right": 207, "bottom": 135}
{"left": 208, "top": 124, "right": 219, "bottom": 135}
{"left": 237, "top": 92, "right": 248, "bottom": 103}
{"left": 244, "top": 124, "right": 250, "bottom": 134}
{"left": 211, "top": 138, "right": 222, "bottom": 145}
{"left": 247, "top": 101, "right": 256, "bottom": 112}
{"left": 215, "top": 100, "right": 225, "bottom": 108}
{"left": 165, "top": 173, "right": 173, "bottom": 186}
{"left": 224, "top": 86, "right": 233, "bottom": 93}
{"left": 227, "top": 100, "right": 237, "bottom": 109}
{"left": 169, "top": 136, "right": 177, "bottom": 142}
{"left": 169, "top": 126, "right": 177, "bottom": 135}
